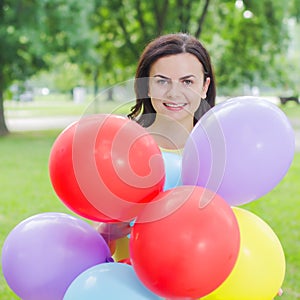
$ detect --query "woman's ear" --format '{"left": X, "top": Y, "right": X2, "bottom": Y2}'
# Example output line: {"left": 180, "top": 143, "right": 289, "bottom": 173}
{"left": 201, "top": 77, "right": 210, "bottom": 99}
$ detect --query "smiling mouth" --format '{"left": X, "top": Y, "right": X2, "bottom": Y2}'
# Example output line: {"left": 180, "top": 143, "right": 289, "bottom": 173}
{"left": 163, "top": 102, "right": 187, "bottom": 108}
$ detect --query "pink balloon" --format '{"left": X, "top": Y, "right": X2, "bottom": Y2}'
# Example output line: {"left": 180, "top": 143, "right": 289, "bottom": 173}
{"left": 2, "top": 212, "right": 112, "bottom": 300}
{"left": 182, "top": 97, "right": 295, "bottom": 206}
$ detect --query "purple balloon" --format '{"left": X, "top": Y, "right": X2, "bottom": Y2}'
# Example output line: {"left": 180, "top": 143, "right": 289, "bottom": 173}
{"left": 182, "top": 97, "right": 295, "bottom": 206}
{"left": 2, "top": 212, "right": 112, "bottom": 300}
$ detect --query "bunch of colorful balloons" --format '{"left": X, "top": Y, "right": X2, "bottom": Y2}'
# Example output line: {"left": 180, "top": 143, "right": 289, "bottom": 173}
{"left": 2, "top": 96, "right": 295, "bottom": 300}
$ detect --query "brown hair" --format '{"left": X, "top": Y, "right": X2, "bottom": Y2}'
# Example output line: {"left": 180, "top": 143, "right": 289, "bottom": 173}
{"left": 128, "top": 33, "right": 216, "bottom": 127}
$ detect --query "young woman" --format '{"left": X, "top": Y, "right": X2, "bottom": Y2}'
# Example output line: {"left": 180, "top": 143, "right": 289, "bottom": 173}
{"left": 128, "top": 32, "right": 216, "bottom": 151}
{"left": 97, "top": 32, "right": 283, "bottom": 298}
{"left": 96, "top": 32, "right": 216, "bottom": 260}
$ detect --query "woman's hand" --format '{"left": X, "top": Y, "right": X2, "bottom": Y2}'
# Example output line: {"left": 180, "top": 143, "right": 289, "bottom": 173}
{"left": 95, "top": 221, "right": 131, "bottom": 242}
{"left": 94, "top": 221, "right": 131, "bottom": 255}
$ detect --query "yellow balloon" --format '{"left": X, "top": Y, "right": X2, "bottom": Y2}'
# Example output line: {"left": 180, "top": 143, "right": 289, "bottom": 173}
{"left": 112, "top": 236, "right": 130, "bottom": 261}
{"left": 201, "top": 207, "right": 285, "bottom": 300}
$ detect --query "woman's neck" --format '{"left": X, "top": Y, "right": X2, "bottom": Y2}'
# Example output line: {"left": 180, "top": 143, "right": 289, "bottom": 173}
{"left": 146, "top": 115, "right": 193, "bottom": 150}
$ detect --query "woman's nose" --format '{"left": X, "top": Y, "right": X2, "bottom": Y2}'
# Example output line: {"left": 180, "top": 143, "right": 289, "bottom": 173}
{"left": 166, "top": 81, "right": 181, "bottom": 99}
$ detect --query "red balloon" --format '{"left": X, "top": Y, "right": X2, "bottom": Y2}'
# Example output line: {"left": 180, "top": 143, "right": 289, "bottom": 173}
{"left": 49, "top": 121, "right": 104, "bottom": 221}
{"left": 130, "top": 186, "right": 240, "bottom": 299}
{"left": 49, "top": 114, "right": 165, "bottom": 222}
{"left": 118, "top": 258, "right": 132, "bottom": 265}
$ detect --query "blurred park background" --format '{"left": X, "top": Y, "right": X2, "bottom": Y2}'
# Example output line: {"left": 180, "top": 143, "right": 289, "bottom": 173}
{"left": 1, "top": 0, "right": 300, "bottom": 135}
{"left": 1, "top": 0, "right": 300, "bottom": 299}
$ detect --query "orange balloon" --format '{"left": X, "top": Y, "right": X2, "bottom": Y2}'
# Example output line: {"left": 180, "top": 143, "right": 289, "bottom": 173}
{"left": 130, "top": 186, "right": 240, "bottom": 299}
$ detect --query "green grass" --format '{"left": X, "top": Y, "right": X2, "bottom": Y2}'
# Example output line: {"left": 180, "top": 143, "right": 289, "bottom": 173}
{"left": 0, "top": 97, "right": 299, "bottom": 299}
{"left": 0, "top": 130, "right": 72, "bottom": 299}
{"left": 280, "top": 102, "right": 300, "bottom": 121}
{"left": 242, "top": 154, "right": 300, "bottom": 299}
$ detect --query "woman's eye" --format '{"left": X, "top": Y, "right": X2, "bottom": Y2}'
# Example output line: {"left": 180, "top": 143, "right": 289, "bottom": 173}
{"left": 156, "top": 79, "right": 169, "bottom": 85}
{"left": 182, "top": 79, "right": 193, "bottom": 86}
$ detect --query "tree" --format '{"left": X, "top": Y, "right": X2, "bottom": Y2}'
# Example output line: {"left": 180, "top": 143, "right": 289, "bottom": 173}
{"left": 69, "top": 0, "right": 212, "bottom": 100}
{"left": 0, "top": 0, "right": 93, "bottom": 136}
{"left": 1, "top": 0, "right": 299, "bottom": 135}
{"left": 289, "top": 0, "right": 300, "bottom": 22}
{"left": 92, "top": 0, "right": 212, "bottom": 69}
{"left": 209, "top": 0, "right": 292, "bottom": 93}
{"left": 77, "top": 0, "right": 297, "bottom": 98}
{"left": 64, "top": 0, "right": 212, "bottom": 99}
{"left": 0, "top": 0, "right": 44, "bottom": 135}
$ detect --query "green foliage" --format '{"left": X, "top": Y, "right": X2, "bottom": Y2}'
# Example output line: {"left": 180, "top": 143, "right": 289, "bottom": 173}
{"left": 289, "top": 0, "right": 300, "bottom": 22}
{"left": 206, "top": 0, "right": 291, "bottom": 90}
{"left": 92, "top": 0, "right": 212, "bottom": 69}
{"left": 1, "top": 0, "right": 300, "bottom": 135}
{"left": 0, "top": 0, "right": 94, "bottom": 134}
{"left": 1, "top": 0, "right": 297, "bottom": 91}
{"left": 86, "top": 0, "right": 296, "bottom": 94}
{"left": 0, "top": 0, "right": 93, "bottom": 91}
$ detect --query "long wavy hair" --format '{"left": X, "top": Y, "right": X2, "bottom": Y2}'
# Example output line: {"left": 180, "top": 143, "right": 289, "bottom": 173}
{"left": 128, "top": 33, "right": 216, "bottom": 127}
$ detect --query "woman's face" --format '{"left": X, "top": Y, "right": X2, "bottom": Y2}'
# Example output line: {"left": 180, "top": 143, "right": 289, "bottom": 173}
{"left": 148, "top": 53, "right": 210, "bottom": 123}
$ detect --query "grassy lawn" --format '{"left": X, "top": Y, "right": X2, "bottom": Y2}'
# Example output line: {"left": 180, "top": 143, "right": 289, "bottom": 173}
{"left": 243, "top": 155, "right": 300, "bottom": 299}
{"left": 0, "top": 97, "right": 299, "bottom": 299}
{"left": 0, "top": 130, "right": 71, "bottom": 299}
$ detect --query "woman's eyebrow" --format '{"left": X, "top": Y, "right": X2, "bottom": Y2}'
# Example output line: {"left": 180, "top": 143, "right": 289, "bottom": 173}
{"left": 153, "top": 74, "right": 196, "bottom": 80}
{"left": 153, "top": 74, "right": 171, "bottom": 79}
{"left": 179, "top": 75, "right": 196, "bottom": 80}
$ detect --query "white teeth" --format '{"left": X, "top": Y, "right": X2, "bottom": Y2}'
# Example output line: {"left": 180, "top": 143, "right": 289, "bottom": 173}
{"left": 164, "top": 103, "right": 186, "bottom": 108}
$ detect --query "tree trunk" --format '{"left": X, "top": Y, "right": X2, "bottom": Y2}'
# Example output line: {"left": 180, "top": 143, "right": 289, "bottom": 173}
{"left": 93, "top": 67, "right": 99, "bottom": 98}
{"left": 194, "top": 0, "right": 210, "bottom": 39}
{"left": 0, "top": 89, "right": 9, "bottom": 136}
{"left": 107, "top": 88, "right": 114, "bottom": 101}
